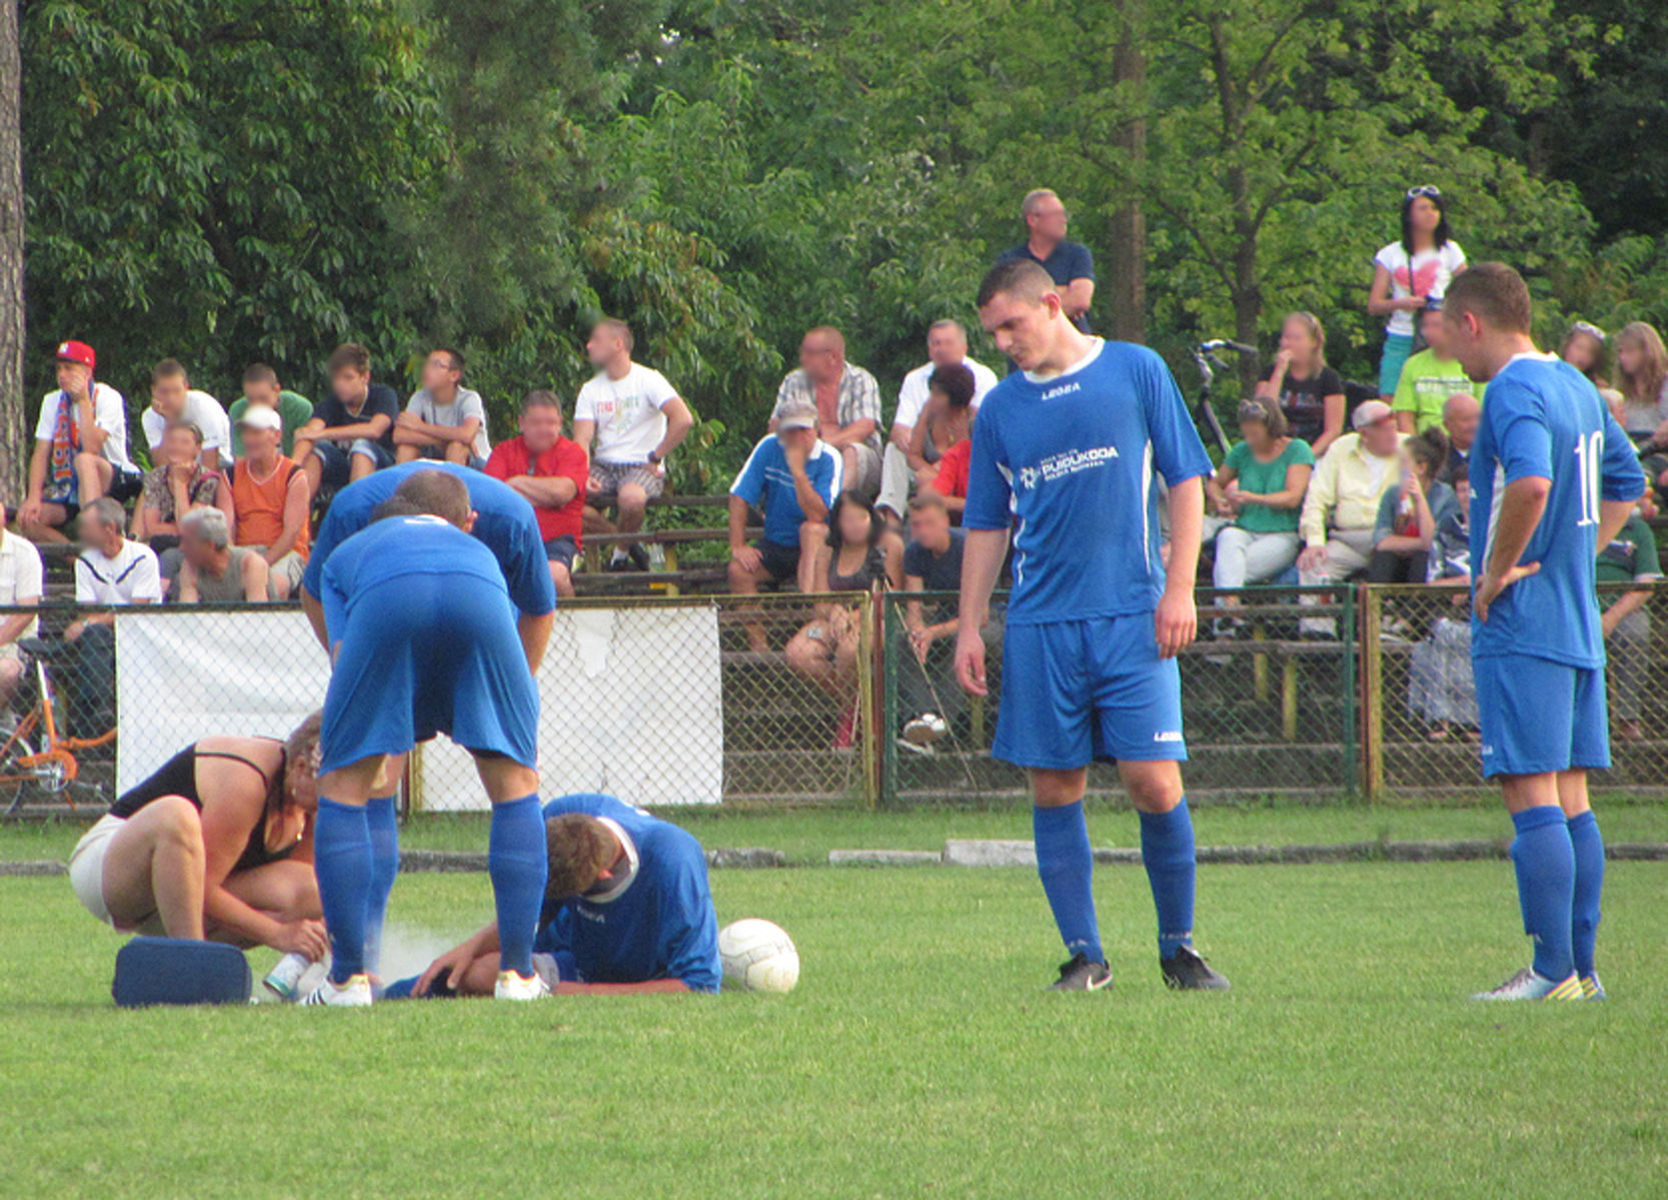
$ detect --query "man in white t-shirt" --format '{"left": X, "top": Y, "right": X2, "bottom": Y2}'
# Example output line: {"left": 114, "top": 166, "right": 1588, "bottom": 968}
{"left": 0, "top": 525, "right": 43, "bottom": 709}
{"left": 140, "top": 359, "right": 231, "bottom": 472}
{"left": 18, "top": 340, "right": 141, "bottom": 544}
{"left": 876, "top": 319, "right": 998, "bottom": 521}
{"left": 65, "top": 498, "right": 161, "bottom": 735}
{"left": 394, "top": 347, "right": 491, "bottom": 467}
{"left": 573, "top": 318, "right": 694, "bottom": 571}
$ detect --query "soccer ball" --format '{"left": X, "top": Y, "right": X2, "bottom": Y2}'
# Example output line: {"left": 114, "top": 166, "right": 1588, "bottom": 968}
{"left": 718, "top": 918, "right": 799, "bottom": 993}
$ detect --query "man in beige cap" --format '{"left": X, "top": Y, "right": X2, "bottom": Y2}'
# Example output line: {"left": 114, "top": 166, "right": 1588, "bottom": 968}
{"left": 728, "top": 399, "right": 843, "bottom": 650}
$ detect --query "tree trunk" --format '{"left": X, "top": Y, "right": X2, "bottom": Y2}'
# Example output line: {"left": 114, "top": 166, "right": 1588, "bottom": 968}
{"left": 1232, "top": 222, "right": 1262, "bottom": 395}
{"left": 0, "top": 1, "right": 23, "bottom": 500}
{"left": 1107, "top": 1, "right": 1146, "bottom": 344}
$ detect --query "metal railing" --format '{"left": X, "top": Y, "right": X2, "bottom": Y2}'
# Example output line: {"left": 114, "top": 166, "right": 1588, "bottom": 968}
{"left": 2, "top": 581, "right": 1665, "bottom": 815}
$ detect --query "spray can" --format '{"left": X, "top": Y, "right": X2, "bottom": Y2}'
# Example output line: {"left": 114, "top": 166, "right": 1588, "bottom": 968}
{"left": 263, "top": 951, "right": 313, "bottom": 1001}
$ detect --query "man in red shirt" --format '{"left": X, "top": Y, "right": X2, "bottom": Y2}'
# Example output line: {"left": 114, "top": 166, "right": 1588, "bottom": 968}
{"left": 925, "top": 363, "right": 976, "bottom": 519}
{"left": 484, "top": 390, "right": 590, "bottom": 597}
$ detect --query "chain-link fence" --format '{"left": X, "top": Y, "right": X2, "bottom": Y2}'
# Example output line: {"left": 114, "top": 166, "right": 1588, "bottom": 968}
{"left": 0, "top": 592, "right": 879, "bottom": 816}
{"left": 4, "top": 581, "right": 1667, "bottom": 816}
{"left": 882, "top": 587, "right": 1360, "bottom": 805}
{"left": 1363, "top": 582, "right": 1668, "bottom": 798}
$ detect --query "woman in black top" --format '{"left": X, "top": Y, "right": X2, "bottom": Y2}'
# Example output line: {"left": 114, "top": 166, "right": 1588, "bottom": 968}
{"left": 67, "top": 712, "right": 329, "bottom": 959}
{"left": 1254, "top": 312, "right": 1347, "bottom": 458}
{"left": 785, "top": 493, "right": 904, "bottom": 740}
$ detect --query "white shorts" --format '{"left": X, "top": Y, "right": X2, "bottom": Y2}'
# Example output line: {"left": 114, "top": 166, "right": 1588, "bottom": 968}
{"left": 68, "top": 813, "right": 163, "bottom": 934}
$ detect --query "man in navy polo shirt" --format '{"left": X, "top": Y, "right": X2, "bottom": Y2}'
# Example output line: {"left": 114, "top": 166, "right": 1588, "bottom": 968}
{"left": 996, "top": 188, "right": 1096, "bottom": 332}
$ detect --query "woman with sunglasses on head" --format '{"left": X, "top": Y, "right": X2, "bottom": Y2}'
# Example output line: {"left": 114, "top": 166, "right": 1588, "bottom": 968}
{"left": 1367, "top": 185, "right": 1467, "bottom": 401}
{"left": 783, "top": 490, "right": 904, "bottom": 746}
{"left": 1254, "top": 311, "right": 1346, "bottom": 458}
{"left": 1561, "top": 321, "right": 1624, "bottom": 415}
{"left": 1206, "top": 396, "right": 1314, "bottom": 626}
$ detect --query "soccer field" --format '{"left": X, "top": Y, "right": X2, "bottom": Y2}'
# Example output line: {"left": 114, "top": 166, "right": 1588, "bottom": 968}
{"left": 2, "top": 856, "right": 1664, "bottom": 1198}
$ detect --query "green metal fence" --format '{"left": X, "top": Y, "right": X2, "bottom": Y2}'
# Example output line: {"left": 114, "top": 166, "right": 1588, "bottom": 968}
{"left": 881, "top": 587, "right": 1360, "bottom": 806}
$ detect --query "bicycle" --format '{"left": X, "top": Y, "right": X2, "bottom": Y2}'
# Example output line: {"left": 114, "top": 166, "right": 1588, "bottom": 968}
{"left": 0, "top": 638, "right": 117, "bottom": 817}
{"left": 1190, "top": 338, "right": 1259, "bottom": 456}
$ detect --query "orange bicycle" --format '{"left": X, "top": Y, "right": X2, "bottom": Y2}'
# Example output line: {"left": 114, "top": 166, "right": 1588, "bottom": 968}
{"left": 0, "top": 639, "right": 116, "bottom": 817}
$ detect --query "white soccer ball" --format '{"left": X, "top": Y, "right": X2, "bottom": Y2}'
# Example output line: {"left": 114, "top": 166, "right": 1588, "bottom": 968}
{"left": 718, "top": 918, "right": 800, "bottom": 993}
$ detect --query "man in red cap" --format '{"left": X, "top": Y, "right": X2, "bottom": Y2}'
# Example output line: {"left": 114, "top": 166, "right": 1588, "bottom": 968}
{"left": 18, "top": 341, "right": 140, "bottom": 543}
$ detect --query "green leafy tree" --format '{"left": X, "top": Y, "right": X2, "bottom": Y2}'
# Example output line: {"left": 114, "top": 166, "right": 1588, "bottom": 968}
{"left": 21, "top": 0, "right": 440, "bottom": 408}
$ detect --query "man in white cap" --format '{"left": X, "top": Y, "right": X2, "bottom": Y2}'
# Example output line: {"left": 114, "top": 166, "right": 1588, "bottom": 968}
{"left": 228, "top": 406, "right": 312, "bottom": 600}
{"left": 1298, "top": 399, "right": 1405, "bottom": 587}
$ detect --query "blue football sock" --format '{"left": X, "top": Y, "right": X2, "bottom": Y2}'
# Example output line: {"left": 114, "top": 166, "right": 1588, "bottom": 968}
{"left": 1139, "top": 799, "right": 1197, "bottom": 959}
{"left": 1033, "top": 802, "right": 1103, "bottom": 963}
{"left": 1567, "top": 810, "right": 1605, "bottom": 978}
{"left": 314, "top": 798, "right": 372, "bottom": 984}
{"left": 488, "top": 795, "right": 548, "bottom": 979}
{"left": 1510, "top": 806, "right": 1576, "bottom": 982}
{"left": 363, "top": 793, "right": 400, "bottom": 973}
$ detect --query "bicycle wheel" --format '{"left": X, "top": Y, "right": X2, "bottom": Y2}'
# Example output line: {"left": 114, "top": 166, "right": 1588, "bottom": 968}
{"left": 0, "top": 726, "right": 39, "bottom": 817}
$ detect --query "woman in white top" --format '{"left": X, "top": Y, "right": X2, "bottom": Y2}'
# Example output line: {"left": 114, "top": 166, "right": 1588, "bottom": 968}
{"left": 1367, "top": 186, "right": 1466, "bottom": 400}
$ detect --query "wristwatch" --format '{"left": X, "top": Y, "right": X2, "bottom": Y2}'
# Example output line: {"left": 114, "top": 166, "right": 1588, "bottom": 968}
{"left": 646, "top": 450, "right": 661, "bottom": 465}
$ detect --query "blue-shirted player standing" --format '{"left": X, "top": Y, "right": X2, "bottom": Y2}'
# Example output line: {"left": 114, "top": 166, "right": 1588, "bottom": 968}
{"left": 956, "top": 259, "right": 1229, "bottom": 992}
{"left": 1444, "top": 264, "right": 1646, "bottom": 1002}
{"left": 297, "top": 460, "right": 556, "bottom": 979}
{"left": 389, "top": 792, "right": 721, "bottom": 997}
{"left": 302, "top": 471, "right": 552, "bottom": 1005}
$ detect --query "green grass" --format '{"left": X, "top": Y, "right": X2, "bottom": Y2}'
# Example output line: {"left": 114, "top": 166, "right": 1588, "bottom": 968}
{"left": 2, "top": 861, "right": 1665, "bottom": 1198}
{"left": 5, "top": 799, "right": 1668, "bottom": 864}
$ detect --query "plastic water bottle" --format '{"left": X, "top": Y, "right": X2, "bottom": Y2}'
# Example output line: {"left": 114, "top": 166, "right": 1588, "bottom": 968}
{"left": 263, "top": 952, "right": 313, "bottom": 1001}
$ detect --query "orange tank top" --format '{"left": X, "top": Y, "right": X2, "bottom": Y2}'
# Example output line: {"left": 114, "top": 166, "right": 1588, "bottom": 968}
{"left": 231, "top": 455, "right": 309, "bottom": 559}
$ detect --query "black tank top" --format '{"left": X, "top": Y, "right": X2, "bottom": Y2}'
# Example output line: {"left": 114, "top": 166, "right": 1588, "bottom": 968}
{"left": 827, "top": 545, "right": 886, "bottom": 593}
{"left": 111, "top": 741, "right": 295, "bottom": 874}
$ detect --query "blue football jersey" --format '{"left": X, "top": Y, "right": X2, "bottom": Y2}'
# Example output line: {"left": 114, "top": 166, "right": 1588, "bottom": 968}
{"left": 533, "top": 794, "right": 721, "bottom": 993}
{"left": 963, "top": 339, "right": 1212, "bottom": 624}
{"left": 319, "top": 515, "right": 511, "bottom": 640}
{"left": 1469, "top": 354, "right": 1645, "bottom": 666}
{"left": 302, "top": 460, "right": 556, "bottom": 617}
{"left": 728, "top": 435, "right": 843, "bottom": 547}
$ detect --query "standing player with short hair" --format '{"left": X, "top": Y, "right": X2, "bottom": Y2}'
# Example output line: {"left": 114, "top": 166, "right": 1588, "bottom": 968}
{"left": 298, "top": 461, "right": 556, "bottom": 995}
{"left": 303, "top": 471, "right": 550, "bottom": 1006}
{"left": 1444, "top": 263, "right": 1646, "bottom": 1002}
{"left": 956, "top": 259, "right": 1229, "bottom": 992}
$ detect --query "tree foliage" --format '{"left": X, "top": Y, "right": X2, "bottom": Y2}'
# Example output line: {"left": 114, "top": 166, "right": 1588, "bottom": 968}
{"left": 11, "top": 0, "right": 1668, "bottom": 485}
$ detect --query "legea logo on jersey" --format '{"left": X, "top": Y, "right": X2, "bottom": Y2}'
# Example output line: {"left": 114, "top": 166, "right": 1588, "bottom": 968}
{"left": 1041, "top": 381, "right": 1082, "bottom": 401}
{"left": 1021, "top": 445, "right": 1120, "bottom": 488}
{"left": 1153, "top": 730, "right": 1183, "bottom": 743}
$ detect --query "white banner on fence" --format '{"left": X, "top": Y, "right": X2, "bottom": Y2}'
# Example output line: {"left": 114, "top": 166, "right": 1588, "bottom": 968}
{"left": 114, "top": 604, "right": 725, "bottom": 808}
{"left": 414, "top": 604, "right": 724, "bottom": 810}
{"left": 116, "top": 609, "right": 333, "bottom": 793}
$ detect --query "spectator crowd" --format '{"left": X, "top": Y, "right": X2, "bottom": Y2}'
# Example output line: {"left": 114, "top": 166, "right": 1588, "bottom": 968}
{"left": 4, "top": 184, "right": 1662, "bottom": 755}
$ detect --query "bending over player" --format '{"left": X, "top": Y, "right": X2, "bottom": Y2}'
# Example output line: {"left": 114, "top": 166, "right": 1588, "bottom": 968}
{"left": 1444, "top": 264, "right": 1645, "bottom": 1001}
{"left": 68, "top": 715, "right": 327, "bottom": 960}
{"left": 955, "top": 259, "right": 1229, "bottom": 992}
{"left": 389, "top": 793, "right": 721, "bottom": 997}
{"left": 303, "top": 472, "right": 550, "bottom": 1005}
{"left": 298, "top": 460, "right": 556, "bottom": 974}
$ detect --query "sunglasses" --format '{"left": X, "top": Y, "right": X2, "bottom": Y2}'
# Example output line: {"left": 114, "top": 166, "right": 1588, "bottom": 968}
{"left": 1405, "top": 185, "right": 1442, "bottom": 200}
{"left": 1570, "top": 320, "right": 1607, "bottom": 342}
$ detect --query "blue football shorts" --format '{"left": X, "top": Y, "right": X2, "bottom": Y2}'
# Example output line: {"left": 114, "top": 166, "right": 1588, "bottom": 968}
{"left": 320, "top": 571, "right": 539, "bottom": 774}
{"left": 1474, "top": 653, "right": 1609, "bottom": 779}
{"left": 993, "top": 613, "right": 1186, "bottom": 770}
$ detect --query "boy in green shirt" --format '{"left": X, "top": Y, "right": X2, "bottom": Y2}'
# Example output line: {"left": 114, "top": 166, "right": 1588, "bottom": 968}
{"left": 1596, "top": 506, "right": 1661, "bottom": 742}
{"left": 229, "top": 363, "right": 313, "bottom": 458}
{"left": 1392, "top": 303, "right": 1484, "bottom": 434}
